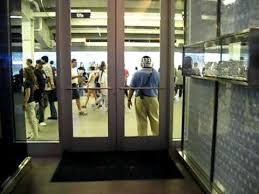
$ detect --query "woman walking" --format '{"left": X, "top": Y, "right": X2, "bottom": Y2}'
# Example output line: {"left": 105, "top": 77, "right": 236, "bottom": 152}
{"left": 83, "top": 66, "right": 98, "bottom": 108}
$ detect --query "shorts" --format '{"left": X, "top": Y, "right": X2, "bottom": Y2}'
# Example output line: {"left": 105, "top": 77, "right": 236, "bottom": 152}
{"left": 72, "top": 83, "right": 80, "bottom": 99}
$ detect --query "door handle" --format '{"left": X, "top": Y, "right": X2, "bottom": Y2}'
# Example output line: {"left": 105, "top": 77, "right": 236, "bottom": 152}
{"left": 66, "top": 87, "right": 113, "bottom": 90}
{"left": 119, "top": 87, "right": 165, "bottom": 90}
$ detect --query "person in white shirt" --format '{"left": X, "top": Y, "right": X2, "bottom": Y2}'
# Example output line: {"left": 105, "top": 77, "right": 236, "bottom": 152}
{"left": 95, "top": 62, "right": 108, "bottom": 110}
{"left": 83, "top": 66, "right": 98, "bottom": 108}
{"left": 41, "top": 56, "right": 57, "bottom": 120}
{"left": 71, "top": 59, "right": 87, "bottom": 115}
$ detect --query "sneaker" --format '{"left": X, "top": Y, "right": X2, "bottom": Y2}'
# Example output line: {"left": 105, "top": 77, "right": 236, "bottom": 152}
{"left": 39, "top": 122, "right": 47, "bottom": 126}
{"left": 79, "top": 111, "right": 88, "bottom": 116}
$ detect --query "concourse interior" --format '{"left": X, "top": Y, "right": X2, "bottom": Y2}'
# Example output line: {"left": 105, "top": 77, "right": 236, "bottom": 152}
{"left": 11, "top": 0, "right": 184, "bottom": 141}
{"left": 0, "top": 0, "right": 213, "bottom": 194}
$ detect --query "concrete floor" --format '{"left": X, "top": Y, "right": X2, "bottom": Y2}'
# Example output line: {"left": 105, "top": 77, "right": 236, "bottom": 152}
{"left": 18, "top": 96, "right": 183, "bottom": 141}
{"left": 11, "top": 156, "right": 204, "bottom": 194}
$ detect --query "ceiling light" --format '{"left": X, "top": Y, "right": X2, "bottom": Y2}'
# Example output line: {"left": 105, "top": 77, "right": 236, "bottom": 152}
{"left": 10, "top": 16, "right": 22, "bottom": 19}
{"left": 223, "top": 0, "right": 236, "bottom": 5}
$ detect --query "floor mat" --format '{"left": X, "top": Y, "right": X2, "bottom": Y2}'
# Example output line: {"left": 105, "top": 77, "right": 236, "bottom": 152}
{"left": 51, "top": 151, "right": 183, "bottom": 182}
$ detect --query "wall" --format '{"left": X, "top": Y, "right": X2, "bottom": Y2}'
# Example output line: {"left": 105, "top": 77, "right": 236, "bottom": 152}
{"left": 184, "top": 78, "right": 215, "bottom": 178}
{"left": 213, "top": 83, "right": 259, "bottom": 194}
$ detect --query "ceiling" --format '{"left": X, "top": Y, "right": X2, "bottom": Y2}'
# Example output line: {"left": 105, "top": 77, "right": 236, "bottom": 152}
{"left": 10, "top": 0, "right": 184, "bottom": 51}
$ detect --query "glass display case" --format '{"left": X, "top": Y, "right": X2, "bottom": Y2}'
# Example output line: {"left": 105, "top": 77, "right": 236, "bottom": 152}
{"left": 220, "top": 32, "right": 248, "bottom": 81}
{"left": 221, "top": 0, "right": 259, "bottom": 35}
{"left": 186, "top": 0, "right": 217, "bottom": 44}
{"left": 183, "top": 28, "right": 259, "bottom": 86}
{"left": 203, "top": 41, "right": 221, "bottom": 77}
{"left": 183, "top": 43, "right": 204, "bottom": 76}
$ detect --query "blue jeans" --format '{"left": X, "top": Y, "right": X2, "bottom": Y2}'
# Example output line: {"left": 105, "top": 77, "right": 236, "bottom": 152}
{"left": 46, "top": 90, "right": 57, "bottom": 118}
{"left": 37, "top": 95, "right": 46, "bottom": 123}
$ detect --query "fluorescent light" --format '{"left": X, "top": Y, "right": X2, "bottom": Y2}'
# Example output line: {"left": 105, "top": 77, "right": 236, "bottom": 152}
{"left": 71, "top": 9, "right": 91, "bottom": 13}
{"left": 223, "top": 0, "right": 236, "bottom": 5}
{"left": 10, "top": 16, "right": 22, "bottom": 19}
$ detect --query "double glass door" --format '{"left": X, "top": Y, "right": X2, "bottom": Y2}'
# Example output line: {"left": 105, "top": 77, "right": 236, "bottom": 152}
{"left": 57, "top": 0, "right": 169, "bottom": 151}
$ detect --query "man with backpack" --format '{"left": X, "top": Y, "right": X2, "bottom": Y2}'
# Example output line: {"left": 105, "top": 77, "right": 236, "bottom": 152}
{"left": 127, "top": 56, "right": 160, "bottom": 136}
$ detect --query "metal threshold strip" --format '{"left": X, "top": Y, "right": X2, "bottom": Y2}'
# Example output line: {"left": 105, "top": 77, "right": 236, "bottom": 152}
{"left": 0, "top": 157, "right": 32, "bottom": 194}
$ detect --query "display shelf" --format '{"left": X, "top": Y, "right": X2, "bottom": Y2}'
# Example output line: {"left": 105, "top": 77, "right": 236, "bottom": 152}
{"left": 183, "top": 28, "right": 259, "bottom": 87}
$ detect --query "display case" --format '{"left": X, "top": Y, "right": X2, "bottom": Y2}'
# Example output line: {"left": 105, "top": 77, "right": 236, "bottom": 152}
{"left": 183, "top": 28, "right": 259, "bottom": 86}
{"left": 203, "top": 40, "right": 221, "bottom": 77}
{"left": 221, "top": 0, "right": 259, "bottom": 35}
{"left": 185, "top": 0, "right": 217, "bottom": 44}
{"left": 183, "top": 43, "right": 204, "bottom": 76}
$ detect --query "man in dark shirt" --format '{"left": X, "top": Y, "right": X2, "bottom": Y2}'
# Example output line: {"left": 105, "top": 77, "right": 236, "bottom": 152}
{"left": 34, "top": 60, "right": 47, "bottom": 126}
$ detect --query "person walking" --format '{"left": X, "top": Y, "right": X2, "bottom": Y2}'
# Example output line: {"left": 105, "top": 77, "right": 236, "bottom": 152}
{"left": 175, "top": 66, "right": 183, "bottom": 99}
{"left": 71, "top": 59, "right": 87, "bottom": 115}
{"left": 95, "top": 61, "right": 108, "bottom": 110}
{"left": 127, "top": 56, "right": 160, "bottom": 136}
{"left": 84, "top": 66, "right": 98, "bottom": 108}
{"left": 34, "top": 60, "right": 47, "bottom": 126}
{"left": 41, "top": 56, "right": 57, "bottom": 120}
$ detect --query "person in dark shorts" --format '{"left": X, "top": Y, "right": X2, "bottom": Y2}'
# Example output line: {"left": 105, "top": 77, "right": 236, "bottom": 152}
{"left": 71, "top": 59, "right": 87, "bottom": 115}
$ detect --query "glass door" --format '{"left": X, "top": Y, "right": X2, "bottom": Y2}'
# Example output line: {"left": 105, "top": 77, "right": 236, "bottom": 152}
{"left": 56, "top": 0, "right": 116, "bottom": 151}
{"left": 57, "top": 0, "right": 170, "bottom": 151}
{"left": 116, "top": 0, "right": 168, "bottom": 150}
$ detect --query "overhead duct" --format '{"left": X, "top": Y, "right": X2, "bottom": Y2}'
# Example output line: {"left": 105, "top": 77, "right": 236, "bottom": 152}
{"left": 26, "top": 0, "right": 53, "bottom": 48}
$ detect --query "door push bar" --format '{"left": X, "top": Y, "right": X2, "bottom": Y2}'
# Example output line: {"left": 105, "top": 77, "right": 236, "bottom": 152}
{"left": 119, "top": 87, "right": 165, "bottom": 90}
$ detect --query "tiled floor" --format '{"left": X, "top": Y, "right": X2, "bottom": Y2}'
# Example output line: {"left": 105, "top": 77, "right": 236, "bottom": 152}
{"left": 16, "top": 96, "right": 183, "bottom": 141}
{"left": 11, "top": 156, "right": 204, "bottom": 194}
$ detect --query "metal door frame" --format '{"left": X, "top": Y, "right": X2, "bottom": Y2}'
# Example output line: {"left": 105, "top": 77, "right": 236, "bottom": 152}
{"left": 57, "top": 0, "right": 174, "bottom": 152}
{"left": 115, "top": 0, "right": 173, "bottom": 150}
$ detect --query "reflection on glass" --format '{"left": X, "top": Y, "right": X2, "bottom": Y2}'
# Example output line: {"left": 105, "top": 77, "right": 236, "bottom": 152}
{"left": 203, "top": 41, "right": 221, "bottom": 77}
{"left": 183, "top": 44, "right": 204, "bottom": 76}
{"left": 11, "top": 0, "right": 59, "bottom": 141}
{"left": 220, "top": 37, "right": 248, "bottom": 81}
{"left": 71, "top": 0, "right": 108, "bottom": 137}
{"left": 221, "top": 0, "right": 259, "bottom": 35}
{"left": 186, "top": 0, "right": 217, "bottom": 44}
{"left": 124, "top": 0, "right": 160, "bottom": 137}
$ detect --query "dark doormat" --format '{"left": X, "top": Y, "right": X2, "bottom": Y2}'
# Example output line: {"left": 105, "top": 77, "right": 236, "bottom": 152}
{"left": 51, "top": 151, "right": 183, "bottom": 182}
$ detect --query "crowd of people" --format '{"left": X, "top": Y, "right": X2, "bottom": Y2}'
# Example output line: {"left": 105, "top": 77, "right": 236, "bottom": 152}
{"left": 21, "top": 54, "right": 183, "bottom": 139}
{"left": 21, "top": 56, "right": 111, "bottom": 139}
{"left": 22, "top": 56, "right": 57, "bottom": 139}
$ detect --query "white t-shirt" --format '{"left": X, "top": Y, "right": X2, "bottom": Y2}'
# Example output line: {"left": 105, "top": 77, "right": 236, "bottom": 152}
{"left": 71, "top": 68, "right": 78, "bottom": 84}
{"left": 98, "top": 70, "right": 108, "bottom": 95}
{"left": 43, "top": 63, "right": 55, "bottom": 91}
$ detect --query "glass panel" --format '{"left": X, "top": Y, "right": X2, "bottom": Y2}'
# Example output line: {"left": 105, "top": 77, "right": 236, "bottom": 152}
{"left": 124, "top": 0, "right": 160, "bottom": 137}
{"left": 184, "top": 44, "right": 204, "bottom": 76}
{"left": 183, "top": 78, "right": 216, "bottom": 178}
{"left": 203, "top": 41, "right": 221, "bottom": 77}
{"left": 11, "top": 0, "right": 59, "bottom": 141}
{"left": 214, "top": 83, "right": 259, "bottom": 194}
{"left": 70, "top": 1, "right": 108, "bottom": 137}
{"left": 186, "top": 0, "right": 217, "bottom": 44}
{"left": 173, "top": 52, "right": 184, "bottom": 140}
{"left": 220, "top": 36, "right": 248, "bottom": 81}
{"left": 221, "top": 0, "right": 259, "bottom": 35}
